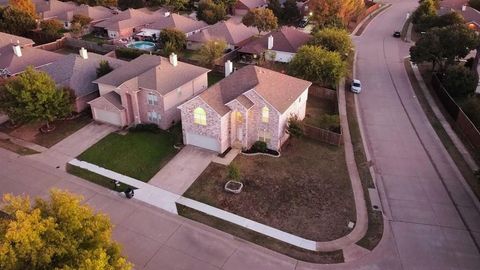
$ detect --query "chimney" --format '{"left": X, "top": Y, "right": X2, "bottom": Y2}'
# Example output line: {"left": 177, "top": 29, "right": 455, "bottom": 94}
{"left": 267, "top": 35, "right": 273, "bottom": 50}
{"left": 169, "top": 53, "right": 178, "bottom": 67}
{"left": 12, "top": 41, "right": 22, "bottom": 57}
{"left": 224, "top": 60, "right": 233, "bottom": 77}
{"left": 164, "top": 11, "right": 171, "bottom": 17}
{"left": 79, "top": 47, "right": 88, "bottom": 59}
{"left": 462, "top": 5, "right": 467, "bottom": 11}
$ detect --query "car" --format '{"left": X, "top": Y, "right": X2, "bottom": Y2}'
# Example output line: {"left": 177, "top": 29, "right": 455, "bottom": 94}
{"left": 351, "top": 79, "right": 361, "bottom": 93}
{"left": 298, "top": 18, "right": 309, "bottom": 28}
{"left": 393, "top": 31, "right": 401, "bottom": 38}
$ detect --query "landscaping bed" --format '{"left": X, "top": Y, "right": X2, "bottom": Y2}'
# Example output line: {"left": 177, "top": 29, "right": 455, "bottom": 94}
{"left": 182, "top": 137, "right": 356, "bottom": 241}
{"left": 77, "top": 129, "right": 178, "bottom": 181}
{"left": 0, "top": 138, "right": 38, "bottom": 155}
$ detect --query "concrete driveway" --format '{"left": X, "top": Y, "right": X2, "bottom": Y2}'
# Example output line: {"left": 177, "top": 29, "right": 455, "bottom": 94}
{"left": 148, "top": 145, "right": 215, "bottom": 195}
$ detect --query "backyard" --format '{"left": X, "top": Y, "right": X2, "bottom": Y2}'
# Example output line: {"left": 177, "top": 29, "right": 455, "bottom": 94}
{"left": 77, "top": 129, "right": 178, "bottom": 181}
{"left": 182, "top": 137, "right": 356, "bottom": 242}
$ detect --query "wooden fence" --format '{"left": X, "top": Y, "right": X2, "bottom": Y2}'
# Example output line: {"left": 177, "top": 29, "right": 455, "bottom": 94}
{"left": 65, "top": 38, "right": 117, "bottom": 54}
{"left": 309, "top": 85, "right": 337, "bottom": 102}
{"left": 34, "top": 36, "right": 66, "bottom": 51}
{"left": 304, "top": 124, "right": 343, "bottom": 146}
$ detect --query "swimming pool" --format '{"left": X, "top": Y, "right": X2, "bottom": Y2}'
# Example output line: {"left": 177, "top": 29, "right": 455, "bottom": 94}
{"left": 127, "top": 41, "right": 156, "bottom": 51}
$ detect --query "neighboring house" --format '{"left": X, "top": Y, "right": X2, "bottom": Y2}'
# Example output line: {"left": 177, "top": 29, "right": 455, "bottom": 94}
{"left": 89, "top": 54, "right": 210, "bottom": 129}
{"left": 0, "top": 32, "right": 62, "bottom": 77}
{"left": 36, "top": 0, "right": 78, "bottom": 21}
{"left": 239, "top": 26, "right": 311, "bottom": 63}
{"left": 137, "top": 13, "right": 209, "bottom": 41}
{"left": 59, "top": 4, "right": 115, "bottom": 29}
{"left": 94, "top": 8, "right": 168, "bottom": 39}
{"left": 178, "top": 65, "right": 311, "bottom": 153}
{"left": 40, "top": 48, "right": 125, "bottom": 112}
{"left": 234, "top": 0, "right": 268, "bottom": 16}
{"left": 187, "top": 20, "right": 257, "bottom": 50}
{"left": 439, "top": 0, "right": 468, "bottom": 10}
{"left": 438, "top": 5, "right": 480, "bottom": 30}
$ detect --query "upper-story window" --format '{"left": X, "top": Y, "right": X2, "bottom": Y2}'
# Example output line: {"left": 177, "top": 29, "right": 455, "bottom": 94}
{"left": 262, "top": 106, "right": 269, "bottom": 123}
{"left": 147, "top": 93, "right": 158, "bottom": 105}
{"left": 194, "top": 107, "right": 207, "bottom": 125}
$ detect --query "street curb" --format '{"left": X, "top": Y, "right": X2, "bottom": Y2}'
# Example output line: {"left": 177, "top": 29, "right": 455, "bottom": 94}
{"left": 351, "top": 3, "right": 392, "bottom": 36}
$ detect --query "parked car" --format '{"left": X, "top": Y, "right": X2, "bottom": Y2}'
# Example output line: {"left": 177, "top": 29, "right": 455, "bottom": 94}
{"left": 393, "top": 31, "right": 401, "bottom": 38}
{"left": 298, "top": 18, "right": 309, "bottom": 28}
{"left": 351, "top": 79, "right": 362, "bottom": 93}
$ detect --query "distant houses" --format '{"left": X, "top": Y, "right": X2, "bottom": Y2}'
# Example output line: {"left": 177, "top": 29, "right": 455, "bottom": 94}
{"left": 187, "top": 20, "right": 257, "bottom": 50}
{"left": 137, "top": 13, "right": 209, "bottom": 41}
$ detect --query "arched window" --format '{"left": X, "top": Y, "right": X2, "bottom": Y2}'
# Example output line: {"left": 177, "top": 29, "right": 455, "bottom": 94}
{"left": 194, "top": 107, "right": 207, "bottom": 125}
{"left": 262, "top": 106, "right": 269, "bottom": 123}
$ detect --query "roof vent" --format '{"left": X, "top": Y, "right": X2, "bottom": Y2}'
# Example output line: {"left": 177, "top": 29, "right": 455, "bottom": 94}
{"left": 225, "top": 60, "right": 233, "bottom": 77}
{"left": 462, "top": 5, "right": 467, "bottom": 11}
{"left": 267, "top": 35, "right": 273, "bottom": 50}
{"left": 169, "top": 53, "right": 178, "bottom": 67}
{"left": 79, "top": 47, "right": 88, "bottom": 59}
{"left": 12, "top": 42, "right": 22, "bottom": 57}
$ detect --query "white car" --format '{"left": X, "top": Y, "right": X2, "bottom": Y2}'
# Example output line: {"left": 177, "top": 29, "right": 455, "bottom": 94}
{"left": 351, "top": 79, "right": 362, "bottom": 93}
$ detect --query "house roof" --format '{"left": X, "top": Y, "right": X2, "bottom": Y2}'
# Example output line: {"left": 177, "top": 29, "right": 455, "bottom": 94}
{"left": 187, "top": 20, "right": 257, "bottom": 45}
{"left": 37, "top": 0, "right": 77, "bottom": 20}
{"left": 235, "top": 94, "right": 254, "bottom": 108}
{"left": 439, "top": 0, "right": 467, "bottom": 10}
{"left": 40, "top": 53, "right": 125, "bottom": 97}
{"left": 0, "top": 32, "right": 35, "bottom": 48}
{"left": 236, "top": 0, "right": 267, "bottom": 9}
{"left": 102, "top": 91, "right": 124, "bottom": 110}
{"left": 143, "top": 13, "right": 208, "bottom": 34}
{"left": 95, "top": 8, "right": 167, "bottom": 32}
{"left": 58, "top": 4, "right": 114, "bottom": 22}
{"left": 197, "top": 65, "right": 311, "bottom": 116}
{"left": 0, "top": 46, "right": 62, "bottom": 75}
{"left": 239, "top": 27, "right": 311, "bottom": 55}
{"left": 94, "top": 54, "right": 210, "bottom": 95}
{"left": 438, "top": 5, "right": 480, "bottom": 27}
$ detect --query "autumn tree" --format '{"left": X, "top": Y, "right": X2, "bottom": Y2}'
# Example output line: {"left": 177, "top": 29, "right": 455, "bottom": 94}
{"left": 197, "top": 0, "right": 226, "bottom": 25}
{"left": 310, "top": 27, "right": 352, "bottom": 58}
{"left": 288, "top": 45, "right": 346, "bottom": 87}
{"left": 0, "top": 6, "right": 36, "bottom": 35}
{"left": 411, "top": 0, "right": 437, "bottom": 31}
{"left": 8, "top": 0, "right": 35, "bottom": 17}
{"left": 0, "top": 189, "right": 132, "bottom": 270}
{"left": 242, "top": 8, "right": 278, "bottom": 34}
{"left": 198, "top": 39, "right": 227, "bottom": 67}
{"left": 159, "top": 28, "right": 186, "bottom": 53}
{"left": 310, "top": 0, "right": 365, "bottom": 28}
{"left": 0, "top": 67, "right": 72, "bottom": 130}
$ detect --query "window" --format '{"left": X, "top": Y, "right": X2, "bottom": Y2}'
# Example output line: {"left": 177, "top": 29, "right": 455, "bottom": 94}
{"left": 147, "top": 93, "right": 158, "bottom": 105}
{"left": 148, "top": 111, "right": 160, "bottom": 123}
{"left": 194, "top": 107, "right": 207, "bottom": 125}
{"left": 235, "top": 111, "right": 243, "bottom": 123}
{"left": 258, "top": 130, "right": 271, "bottom": 143}
{"left": 261, "top": 106, "right": 269, "bottom": 123}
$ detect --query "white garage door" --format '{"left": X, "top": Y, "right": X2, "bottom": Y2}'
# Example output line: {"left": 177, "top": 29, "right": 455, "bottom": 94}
{"left": 94, "top": 108, "right": 122, "bottom": 126}
{"left": 186, "top": 133, "right": 220, "bottom": 152}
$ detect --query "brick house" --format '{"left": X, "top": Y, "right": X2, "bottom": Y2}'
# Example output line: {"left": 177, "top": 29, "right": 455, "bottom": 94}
{"left": 234, "top": 0, "right": 268, "bottom": 16}
{"left": 89, "top": 54, "right": 210, "bottom": 129}
{"left": 178, "top": 64, "right": 311, "bottom": 153}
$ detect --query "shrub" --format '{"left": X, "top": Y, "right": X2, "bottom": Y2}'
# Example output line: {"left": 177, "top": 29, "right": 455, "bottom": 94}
{"left": 227, "top": 164, "right": 240, "bottom": 180}
{"left": 287, "top": 115, "right": 304, "bottom": 138}
{"left": 115, "top": 47, "right": 146, "bottom": 60}
{"left": 129, "top": 123, "right": 160, "bottom": 133}
{"left": 462, "top": 97, "right": 480, "bottom": 129}
{"left": 441, "top": 65, "right": 477, "bottom": 98}
{"left": 318, "top": 114, "right": 340, "bottom": 132}
{"left": 252, "top": 141, "right": 267, "bottom": 152}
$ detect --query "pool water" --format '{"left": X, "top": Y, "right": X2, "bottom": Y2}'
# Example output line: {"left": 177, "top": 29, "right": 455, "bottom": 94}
{"left": 127, "top": 41, "right": 156, "bottom": 51}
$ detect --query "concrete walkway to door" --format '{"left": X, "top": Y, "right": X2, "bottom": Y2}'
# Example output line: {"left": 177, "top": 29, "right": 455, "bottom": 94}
{"left": 149, "top": 145, "right": 215, "bottom": 194}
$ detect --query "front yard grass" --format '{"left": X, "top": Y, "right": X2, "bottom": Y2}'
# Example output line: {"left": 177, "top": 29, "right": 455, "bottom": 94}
{"left": 208, "top": 72, "right": 224, "bottom": 86}
{"left": 77, "top": 130, "right": 178, "bottom": 181}
{"left": 66, "top": 163, "right": 135, "bottom": 191}
{"left": 183, "top": 137, "right": 356, "bottom": 242}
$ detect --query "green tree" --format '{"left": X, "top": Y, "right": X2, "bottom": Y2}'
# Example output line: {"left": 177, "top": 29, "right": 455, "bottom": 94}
{"left": 8, "top": 0, "right": 35, "bottom": 17}
{"left": 197, "top": 0, "right": 226, "bottom": 25}
{"left": 470, "top": 0, "right": 480, "bottom": 11}
{"left": 198, "top": 39, "right": 227, "bottom": 67}
{"left": 0, "top": 6, "right": 36, "bottom": 36}
{"left": 242, "top": 8, "right": 278, "bottom": 34}
{"left": 287, "top": 115, "right": 304, "bottom": 138}
{"left": 40, "top": 19, "right": 64, "bottom": 36}
{"left": 72, "top": 14, "right": 93, "bottom": 27}
{"left": 118, "top": 0, "right": 144, "bottom": 10}
{"left": 288, "top": 45, "right": 346, "bottom": 87}
{"left": 0, "top": 189, "right": 132, "bottom": 270}
{"left": 282, "top": 0, "right": 301, "bottom": 24}
{"left": 267, "top": 0, "right": 282, "bottom": 19}
{"left": 97, "top": 60, "right": 114, "bottom": 78}
{"left": 0, "top": 67, "right": 72, "bottom": 129}
{"left": 411, "top": 0, "right": 437, "bottom": 32}
{"left": 159, "top": 28, "right": 186, "bottom": 52}
{"left": 441, "top": 65, "right": 477, "bottom": 98}
{"left": 433, "top": 11, "right": 465, "bottom": 28}
{"left": 310, "top": 27, "right": 352, "bottom": 58}
{"left": 462, "top": 96, "right": 480, "bottom": 128}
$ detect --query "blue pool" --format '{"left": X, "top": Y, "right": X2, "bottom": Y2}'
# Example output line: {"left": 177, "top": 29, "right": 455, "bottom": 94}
{"left": 127, "top": 41, "right": 156, "bottom": 51}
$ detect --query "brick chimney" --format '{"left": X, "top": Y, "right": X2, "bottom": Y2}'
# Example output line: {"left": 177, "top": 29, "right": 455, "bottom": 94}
{"left": 169, "top": 53, "right": 178, "bottom": 67}
{"left": 79, "top": 47, "right": 88, "bottom": 59}
{"left": 225, "top": 60, "right": 233, "bottom": 77}
{"left": 12, "top": 41, "right": 22, "bottom": 57}
{"left": 267, "top": 35, "right": 273, "bottom": 50}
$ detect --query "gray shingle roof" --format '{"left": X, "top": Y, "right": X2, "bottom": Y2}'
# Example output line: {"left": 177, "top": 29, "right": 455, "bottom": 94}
{"left": 187, "top": 20, "right": 257, "bottom": 45}
{"left": 0, "top": 32, "right": 34, "bottom": 48}
{"left": 239, "top": 27, "right": 311, "bottom": 55}
{"left": 0, "top": 46, "right": 62, "bottom": 75}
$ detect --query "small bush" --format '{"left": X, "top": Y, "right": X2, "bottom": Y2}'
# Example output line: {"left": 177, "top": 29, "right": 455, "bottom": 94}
{"left": 318, "top": 114, "right": 340, "bottom": 131}
{"left": 129, "top": 123, "right": 160, "bottom": 133}
{"left": 253, "top": 141, "right": 267, "bottom": 152}
{"left": 227, "top": 164, "right": 240, "bottom": 180}
{"left": 287, "top": 115, "right": 304, "bottom": 138}
{"left": 441, "top": 65, "right": 477, "bottom": 98}
{"left": 115, "top": 47, "right": 146, "bottom": 60}
{"left": 462, "top": 97, "right": 480, "bottom": 129}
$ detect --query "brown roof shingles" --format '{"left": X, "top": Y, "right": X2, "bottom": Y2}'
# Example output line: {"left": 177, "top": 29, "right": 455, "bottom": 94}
{"left": 144, "top": 14, "right": 208, "bottom": 34}
{"left": 239, "top": 27, "right": 311, "bottom": 55}
{"left": 0, "top": 46, "right": 62, "bottom": 75}
{"left": 187, "top": 20, "right": 257, "bottom": 45}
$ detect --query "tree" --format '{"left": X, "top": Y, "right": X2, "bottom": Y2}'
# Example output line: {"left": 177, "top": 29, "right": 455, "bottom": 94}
{"left": 159, "top": 28, "right": 186, "bottom": 53}
{"left": 267, "top": 0, "right": 282, "bottom": 19}
{"left": 470, "top": 0, "right": 480, "bottom": 11}
{"left": 411, "top": 0, "right": 437, "bottom": 32}
{"left": 310, "top": 27, "right": 352, "bottom": 58}
{"left": 8, "top": 0, "right": 35, "bottom": 17}
{"left": 97, "top": 60, "right": 114, "bottom": 78}
{"left": 40, "top": 19, "right": 64, "bottom": 36}
{"left": 68, "top": 0, "right": 118, "bottom": 6}
{"left": 0, "top": 189, "right": 132, "bottom": 270}
{"left": 287, "top": 115, "right": 304, "bottom": 138}
{"left": 72, "top": 14, "right": 93, "bottom": 27}
{"left": 118, "top": 0, "right": 144, "bottom": 10}
{"left": 441, "top": 65, "right": 477, "bottom": 98}
{"left": 242, "top": 8, "right": 278, "bottom": 34}
{"left": 434, "top": 11, "right": 465, "bottom": 28}
{"left": 0, "top": 6, "right": 36, "bottom": 36}
{"left": 410, "top": 24, "right": 480, "bottom": 70}
{"left": 0, "top": 67, "right": 72, "bottom": 129}
{"left": 198, "top": 39, "right": 227, "bottom": 67}
{"left": 282, "top": 0, "right": 301, "bottom": 24}
{"left": 288, "top": 45, "right": 346, "bottom": 87}
{"left": 197, "top": 0, "right": 226, "bottom": 25}
{"left": 462, "top": 96, "right": 480, "bottom": 129}
{"left": 310, "top": 0, "right": 365, "bottom": 28}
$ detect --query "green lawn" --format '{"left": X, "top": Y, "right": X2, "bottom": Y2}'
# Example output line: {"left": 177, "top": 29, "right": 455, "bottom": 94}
{"left": 77, "top": 131, "right": 178, "bottom": 181}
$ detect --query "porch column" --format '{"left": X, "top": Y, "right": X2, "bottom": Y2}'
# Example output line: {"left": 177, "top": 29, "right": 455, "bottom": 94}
{"left": 132, "top": 91, "right": 141, "bottom": 124}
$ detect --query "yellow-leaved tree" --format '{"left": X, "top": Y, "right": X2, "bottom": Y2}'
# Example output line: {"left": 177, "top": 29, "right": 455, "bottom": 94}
{"left": 0, "top": 189, "right": 132, "bottom": 270}
{"left": 8, "top": 0, "right": 36, "bottom": 17}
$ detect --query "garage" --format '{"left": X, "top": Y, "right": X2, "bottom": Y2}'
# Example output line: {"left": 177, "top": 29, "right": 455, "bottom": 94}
{"left": 185, "top": 133, "right": 220, "bottom": 152}
{"left": 93, "top": 108, "right": 122, "bottom": 126}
